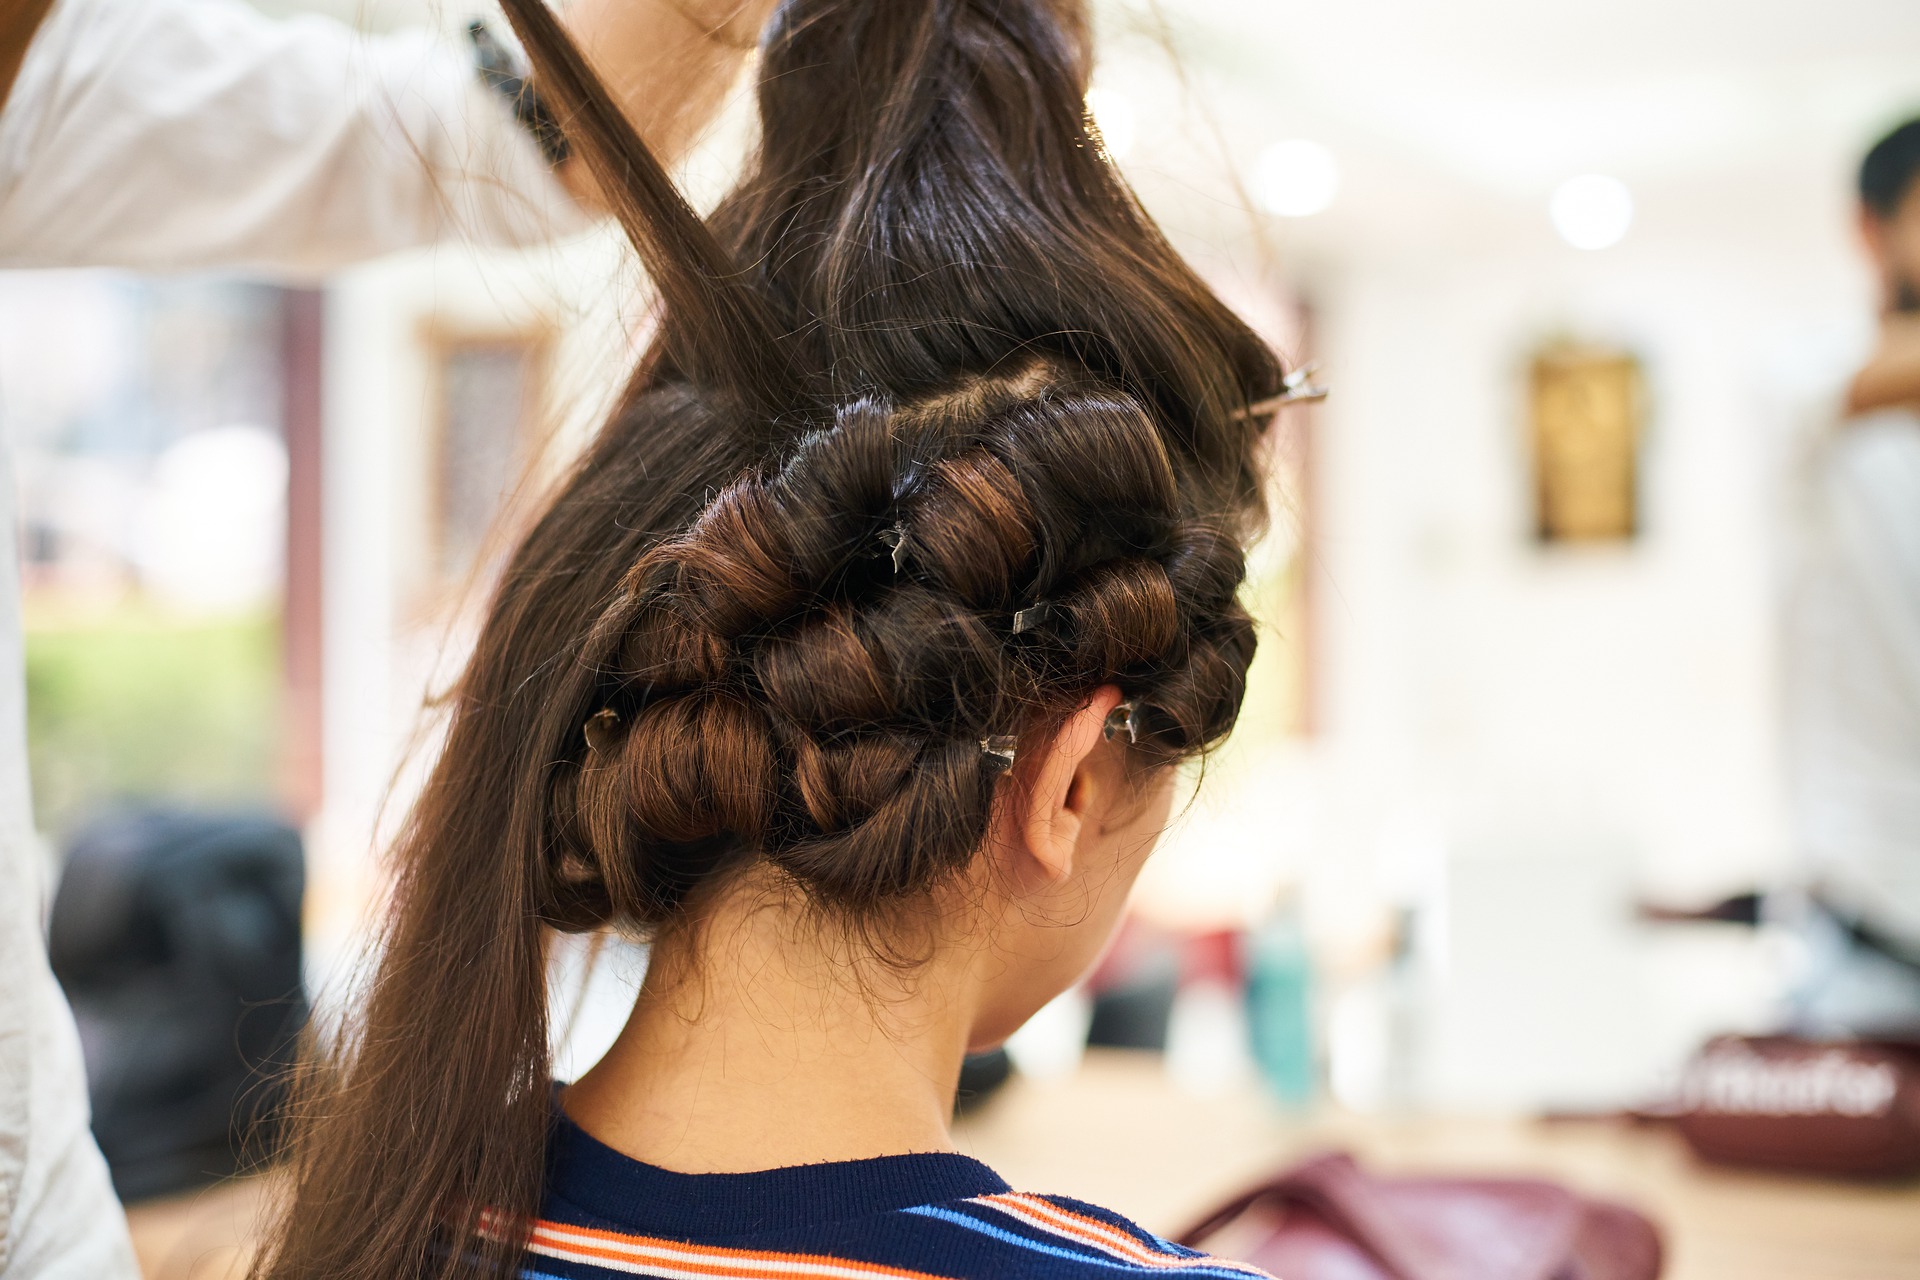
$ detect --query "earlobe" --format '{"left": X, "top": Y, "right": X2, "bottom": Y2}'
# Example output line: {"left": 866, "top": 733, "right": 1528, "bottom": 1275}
{"left": 1018, "top": 685, "right": 1125, "bottom": 884}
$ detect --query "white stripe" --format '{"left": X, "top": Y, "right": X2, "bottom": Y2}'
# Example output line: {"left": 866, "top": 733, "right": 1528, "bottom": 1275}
{"left": 973, "top": 1196, "right": 1266, "bottom": 1277}
{"left": 975, "top": 1197, "right": 1168, "bottom": 1265}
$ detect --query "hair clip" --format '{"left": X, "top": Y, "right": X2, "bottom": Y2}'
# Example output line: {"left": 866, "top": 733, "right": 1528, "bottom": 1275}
{"left": 1233, "top": 362, "right": 1329, "bottom": 421}
{"left": 583, "top": 707, "right": 621, "bottom": 754}
{"left": 1012, "top": 601, "right": 1054, "bottom": 634}
{"left": 1102, "top": 700, "right": 1141, "bottom": 745}
{"left": 980, "top": 735, "right": 1019, "bottom": 772}
{"left": 879, "top": 522, "right": 910, "bottom": 574}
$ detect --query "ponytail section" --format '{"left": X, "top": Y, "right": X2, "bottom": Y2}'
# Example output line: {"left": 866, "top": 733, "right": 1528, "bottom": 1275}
{"left": 717, "top": 0, "right": 1280, "bottom": 516}
{"left": 498, "top": 0, "right": 799, "bottom": 418}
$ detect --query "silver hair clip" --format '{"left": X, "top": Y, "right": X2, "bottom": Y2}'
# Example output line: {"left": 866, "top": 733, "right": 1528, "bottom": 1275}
{"left": 980, "top": 734, "right": 1019, "bottom": 772}
{"left": 1012, "top": 602, "right": 1054, "bottom": 634}
{"left": 583, "top": 707, "right": 621, "bottom": 754}
{"left": 1233, "top": 362, "right": 1329, "bottom": 422}
{"left": 879, "top": 522, "right": 910, "bottom": 574}
{"left": 1103, "top": 700, "right": 1141, "bottom": 744}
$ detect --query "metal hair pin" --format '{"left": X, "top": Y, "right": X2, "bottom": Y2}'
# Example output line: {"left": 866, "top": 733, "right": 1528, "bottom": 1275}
{"left": 583, "top": 707, "right": 621, "bottom": 754}
{"left": 1012, "top": 601, "right": 1054, "bottom": 634}
{"left": 980, "top": 735, "right": 1020, "bottom": 773}
{"left": 1103, "top": 700, "right": 1141, "bottom": 744}
{"left": 1233, "top": 362, "right": 1329, "bottom": 422}
{"left": 879, "top": 522, "right": 910, "bottom": 574}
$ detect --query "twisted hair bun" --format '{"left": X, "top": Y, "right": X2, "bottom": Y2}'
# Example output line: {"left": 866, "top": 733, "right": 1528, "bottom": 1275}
{"left": 544, "top": 366, "right": 1255, "bottom": 925}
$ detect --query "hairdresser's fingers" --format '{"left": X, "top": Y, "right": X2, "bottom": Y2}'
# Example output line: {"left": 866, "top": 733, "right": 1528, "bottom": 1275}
{"left": 555, "top": 0, "right": 778, "bottom": 210}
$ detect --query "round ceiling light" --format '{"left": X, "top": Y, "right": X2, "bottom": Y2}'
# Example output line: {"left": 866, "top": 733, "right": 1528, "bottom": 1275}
{"left": 1550, "top": 174, "right": 1634, "bottom": 251}
{"left": 1254, "top": 139, "right": 1339, "bottom": 218}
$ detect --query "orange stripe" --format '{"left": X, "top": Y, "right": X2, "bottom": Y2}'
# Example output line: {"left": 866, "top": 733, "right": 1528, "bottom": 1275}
{"left": 532, "top": 1239, "right": 920, "bottom": 1280}
{"left": 982, "top": 1195, "right": 1168, "bottom": 1264}
{"left": 536, "top": 1238, "right": 811, "bottom": 1279}
{"left": 1019, "top": 1196, "right": 1176, "bottom": 1260}
{"left": 523, "top": 1218, "right": 950, "bottom": 1280}
{"left": 535, "top": 1237, "right": 763, "bottom": 1278}
{"left": 533, "top": 1233, "right": 739, "bottom": 1272}
{"left": 979, "top": 1195, "right": 1266, "bottom": 1275}
{"left": 530, "top": 1241, "right": 910, "bottom": 1279}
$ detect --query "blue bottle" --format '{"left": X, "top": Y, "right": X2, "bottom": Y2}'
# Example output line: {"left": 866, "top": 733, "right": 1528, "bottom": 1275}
{"left": 1245, "top": 902, "right": 1316, "bottom": 1105}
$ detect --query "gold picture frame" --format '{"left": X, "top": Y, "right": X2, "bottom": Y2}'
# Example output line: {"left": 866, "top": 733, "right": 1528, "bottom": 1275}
{"left": 1528, "top": 344, "right": 1644, "bottom": 544}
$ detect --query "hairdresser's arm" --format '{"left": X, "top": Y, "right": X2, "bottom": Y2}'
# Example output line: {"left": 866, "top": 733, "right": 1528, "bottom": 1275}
{"left": 0, "top": 0, "right": 575, "bottom": 270}
{"left": 557, "top": 0, "right": 776, "bottom": 208}
{"left": 0, "top": 0, "right": 771, "bottom": 273}
{"left": 0, "top": 0, "right": 55, "bottom": 112}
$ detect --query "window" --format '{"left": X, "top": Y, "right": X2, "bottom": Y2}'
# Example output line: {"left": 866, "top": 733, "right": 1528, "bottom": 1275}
{"left": 428, "top": 331, "right": 549, "bottom": 583}
{"left": 1528, "top": 344, "right": 1644, "bottom": 544}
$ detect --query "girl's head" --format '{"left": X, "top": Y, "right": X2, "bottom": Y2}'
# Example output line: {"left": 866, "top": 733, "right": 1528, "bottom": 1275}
{"left": 261, "top": 1, "right": 1284, "bottom": 1276}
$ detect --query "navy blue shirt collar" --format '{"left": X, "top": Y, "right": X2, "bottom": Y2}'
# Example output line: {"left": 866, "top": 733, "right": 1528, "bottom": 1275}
{"left": 547, "top": 1100, "right": 1010, "bottom": 1238}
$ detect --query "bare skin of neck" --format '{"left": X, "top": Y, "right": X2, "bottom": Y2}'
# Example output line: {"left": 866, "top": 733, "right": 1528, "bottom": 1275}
{"left": 561, "top": 875, "right": 980, "bottom": 1173}
{"left": 1846, "top": 311, "right": 1920, "bottom": 418}
{"left": 560, "top": 687, "right": 1166, "bottom": 1175}
{"left": 1849, "top": 196, "right": 1920, "bottom": 417}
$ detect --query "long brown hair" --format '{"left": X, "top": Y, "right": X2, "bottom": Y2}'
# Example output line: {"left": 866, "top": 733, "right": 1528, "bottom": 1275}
{"left": 258, "top": 1, "right": 1285, "bottom": 1276}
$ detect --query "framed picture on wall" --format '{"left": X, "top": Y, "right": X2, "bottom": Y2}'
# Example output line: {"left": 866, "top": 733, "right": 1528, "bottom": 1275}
{"left": 426, "top": 327, "right": 552, "bottom": 586}
{"left": 1528, "top": 343, "right": 1645, "bottom": 544}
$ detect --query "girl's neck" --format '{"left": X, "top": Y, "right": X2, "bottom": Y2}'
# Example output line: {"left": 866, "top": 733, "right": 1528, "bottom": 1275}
{"left": 560, "top": 881, "right": 977, "bottom": 1175}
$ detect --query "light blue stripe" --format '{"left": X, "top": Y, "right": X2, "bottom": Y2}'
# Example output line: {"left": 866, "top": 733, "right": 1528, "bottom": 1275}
{"left": 900, "top": 1205, "right": 1260, "bottom": 1279}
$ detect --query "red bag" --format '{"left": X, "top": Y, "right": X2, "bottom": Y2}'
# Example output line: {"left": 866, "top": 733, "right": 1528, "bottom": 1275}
{"left": 1179, "top": 1151, "right": 1662, "bottom": 1280}
{"left": 1663, "top": 1035, "right": 1920, "bottom": 1178}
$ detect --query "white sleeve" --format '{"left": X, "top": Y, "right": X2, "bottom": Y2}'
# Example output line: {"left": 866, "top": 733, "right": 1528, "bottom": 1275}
{"left": 0, "top": 0, "right": 591, "bottom": 274}
{"left": 0, "top": 901, "right": 140, "bottom": 1280}
{"left": 0, "top": 439, "right": 138, "bottom": 1280}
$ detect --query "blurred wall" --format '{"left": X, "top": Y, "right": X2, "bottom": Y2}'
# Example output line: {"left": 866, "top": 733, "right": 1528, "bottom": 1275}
{"left": 1100, "top": 0, "right": 1918, "bottom": 1106}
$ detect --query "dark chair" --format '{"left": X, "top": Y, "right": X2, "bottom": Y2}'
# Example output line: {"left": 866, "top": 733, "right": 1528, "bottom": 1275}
{"left": 48, "top": 809, "right": 307, "bottom": 1201}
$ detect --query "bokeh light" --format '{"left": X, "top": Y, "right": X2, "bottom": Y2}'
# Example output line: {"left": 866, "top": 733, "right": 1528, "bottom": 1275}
{"left": 1253, "top": 139, "right": 1340, "bottom": 218}
{"left": 1549, "top": 173, "right": 1635, "bottom": 250}
{"left": 1086, "top": 87, "right": 1137, "bottom": 161}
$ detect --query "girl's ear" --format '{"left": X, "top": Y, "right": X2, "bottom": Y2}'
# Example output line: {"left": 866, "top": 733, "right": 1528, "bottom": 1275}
{"left": 1013, "top": 685, "right": 1124, "bottom": 884}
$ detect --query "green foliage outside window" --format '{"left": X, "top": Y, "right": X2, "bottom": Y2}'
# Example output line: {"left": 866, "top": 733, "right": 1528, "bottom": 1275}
{"left": 24, "top": 606, "right": 282, "bottom": 836}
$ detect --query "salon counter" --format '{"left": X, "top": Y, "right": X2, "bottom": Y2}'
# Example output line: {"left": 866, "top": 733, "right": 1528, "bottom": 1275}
{"left": 123, "top": 1046, "right": 1920, "bottom": 1279}
{"left": 951, "top": 1048, "right": 1920, "bottom": 1280}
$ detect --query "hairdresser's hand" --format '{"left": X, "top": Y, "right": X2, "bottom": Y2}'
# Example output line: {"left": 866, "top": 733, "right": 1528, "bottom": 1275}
{"left": 1846, "top": 311, "right": 1920, "bottom": 419}
{"left": 556, "top": 0, "right": 779, "bottom": 209}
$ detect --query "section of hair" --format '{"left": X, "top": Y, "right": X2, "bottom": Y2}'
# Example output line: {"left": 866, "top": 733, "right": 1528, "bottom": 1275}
{"left": 1861, "top": 117, "right": 1920, "bottom": 219}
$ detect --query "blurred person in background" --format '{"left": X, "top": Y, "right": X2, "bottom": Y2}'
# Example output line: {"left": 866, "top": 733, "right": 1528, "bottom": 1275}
{"left": 1787, "top": 117, "right": 1920, "bottom": 1037}
{"left": 0, "top": 0, "right": 771, "bottom": 1274}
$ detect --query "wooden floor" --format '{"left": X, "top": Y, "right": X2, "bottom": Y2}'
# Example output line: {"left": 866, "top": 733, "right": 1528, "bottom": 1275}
{"left": 951, "top": 1050, "right": 1920, "bottom": 1280}
{"left": 125, "top": 1176, "right": 268, "bottom": 1280}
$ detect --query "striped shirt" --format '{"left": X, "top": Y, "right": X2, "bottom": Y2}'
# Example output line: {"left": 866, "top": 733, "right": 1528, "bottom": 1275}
{"left": 527, "top": 1107, "right": 1273, "bottom": 1280}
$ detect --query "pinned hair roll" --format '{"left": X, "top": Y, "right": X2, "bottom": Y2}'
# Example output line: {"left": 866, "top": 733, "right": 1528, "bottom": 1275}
{"left": 257, "top": 2, "right": 1285, "bottom": 1278}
